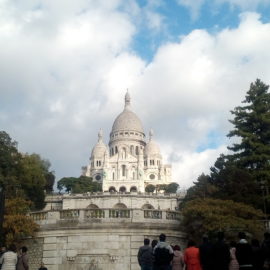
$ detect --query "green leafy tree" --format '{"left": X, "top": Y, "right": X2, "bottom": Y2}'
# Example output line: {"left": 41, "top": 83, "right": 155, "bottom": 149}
{"left": 227, "top": 79, "right": 270, "bottom": 184}
{"left": 182, "top": 198, "right": 264, "bottom": 242}
{"left": 18, "top": 154, "right": 48, "bottom": 209}
{"left": 145, "top": 184, "right": 155, "bottom": 193}
{"left": 0, "top": 131, "right": 55, "bottom": 246}
{"left": 57, "top": 176, "right": 102, "bottom": 193}
{"left": 0, "top": 131, "right": 21, "bottom": 191}
{"left": 156, "top": 184, "right": 167, "bottom": 192}
{"left": 165, "top": 182, "right": 179, "bottom": 193}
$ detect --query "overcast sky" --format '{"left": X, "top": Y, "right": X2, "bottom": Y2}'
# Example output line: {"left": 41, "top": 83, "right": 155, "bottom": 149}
{"left": 1, "top": 0, "right": 270, "bottom": 189}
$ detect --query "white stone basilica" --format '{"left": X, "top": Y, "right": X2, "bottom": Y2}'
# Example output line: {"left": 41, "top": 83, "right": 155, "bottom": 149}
{"left": 27, "top": 92, "right": 183, "bottom": 270}
{"left": 82, "top": 92, "right": 172, "bottom": 192}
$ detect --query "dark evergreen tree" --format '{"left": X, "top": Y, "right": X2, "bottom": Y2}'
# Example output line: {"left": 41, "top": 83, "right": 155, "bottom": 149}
{"left": 227, "top": 79, "right": 270, "bottom": 184}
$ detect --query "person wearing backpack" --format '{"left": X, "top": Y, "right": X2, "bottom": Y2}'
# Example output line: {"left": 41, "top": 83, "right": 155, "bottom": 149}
{"left": 153, "top": 234, "right": 174, "bottom": 270}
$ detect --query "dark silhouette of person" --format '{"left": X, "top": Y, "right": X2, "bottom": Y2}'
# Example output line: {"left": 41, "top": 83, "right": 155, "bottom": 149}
{"left": 212, "top": 232, "right": 230, "bottom": 270}
{"left": 236, "top": 232, "right": 253, "bottom": 270}
{"left": 199, "top": 235, "right": 214, "bottom": 270}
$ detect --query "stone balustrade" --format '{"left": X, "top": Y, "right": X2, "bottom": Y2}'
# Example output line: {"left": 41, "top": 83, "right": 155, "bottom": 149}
{"left": 30, "top": 208, "right": 181, "bottom": 226}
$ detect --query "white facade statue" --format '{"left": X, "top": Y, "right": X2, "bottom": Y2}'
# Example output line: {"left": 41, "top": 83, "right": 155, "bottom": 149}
{"left": 82, "top": 92, "right": 172, "bottom": 192}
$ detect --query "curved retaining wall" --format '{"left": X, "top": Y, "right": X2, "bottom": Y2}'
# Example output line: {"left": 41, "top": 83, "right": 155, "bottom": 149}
{"left": 26, "top": 208, "right": 184, "bottom": 270}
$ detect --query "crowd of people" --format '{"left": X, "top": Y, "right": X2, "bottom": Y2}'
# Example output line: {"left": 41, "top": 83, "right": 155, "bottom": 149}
{"left": 137, "top": 232, "right": 270, "bottom": 270}
{"left": 0, "top": 245, "right": 47, "bottom": 270}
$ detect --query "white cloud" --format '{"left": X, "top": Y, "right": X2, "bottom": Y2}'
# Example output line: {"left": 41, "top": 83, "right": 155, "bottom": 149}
{"left": 1, "top": 1, "right": 270, "bottom": 189}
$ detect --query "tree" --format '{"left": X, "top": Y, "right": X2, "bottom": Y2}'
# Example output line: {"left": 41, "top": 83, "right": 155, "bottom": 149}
{"left": 165, "top": 182, "right": 179, "bottom": 193}
{"left": 0, "top": 131, "right": 21, "bottom": 189}
{"left": 18, "top": 154, "right": 48, "bottom": 210}
{"left": 227, "top": 79, "right": 270, "bottom": 184}
{"left": 57, "top": 176, "right": 102, "bottom": 193}
{"left": 0, "top": 131, "right": 55, "bottom": 245}
{"left": 210, "top": 159, "right": 262, "bottom": 209}
{"left": 3, "top": 198, "right": 39, "bottom": 246}
{"left": 184, "top": 174, "right": 217, "bottom": 203}
{"left": 145, "top": 184, "right": 155, "bottom": 193}
{"left": 182, "top": 198, "right": 264, "bottom": 242}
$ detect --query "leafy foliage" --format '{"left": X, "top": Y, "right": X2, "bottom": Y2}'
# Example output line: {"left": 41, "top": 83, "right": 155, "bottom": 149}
{"left": 57, "top": 176, "right": 102, "bottom": 193}
{"left": 3, "top": 198, "right": 39, "bottom": 246}
{"left": 182, "top": 198, "right": 264, "bottom": 242}
{"left": 145, "top": 183, "right": 179, "bottom": 193}
{"left": 0, "top": 131, "right": 55, "bottom": 245}
{"left": 145, "top": 184, "right": 155, "bottom": 193}
{"left": 185, "top": 79, "right": 270, "bottom": 212}
{"left": 182, "top": 80, "right": 270, "bottom": 239}
{"left": 184, "top": 174, "right": 217, "bottom": 203}
{"left": 0, "top": 131, "right": 55, "bottom": 209}
{"left": 164, "top": 182, "right": 179, "bottom": 193}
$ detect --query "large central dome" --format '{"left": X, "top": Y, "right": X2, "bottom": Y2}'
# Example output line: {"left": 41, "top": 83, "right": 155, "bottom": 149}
{"left": 111, "top": 92, "right": 144, "bottom": 134}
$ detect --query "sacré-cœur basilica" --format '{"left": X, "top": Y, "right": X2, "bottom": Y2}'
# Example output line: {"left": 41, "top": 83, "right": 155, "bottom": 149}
{"left": 82, "top": 91, "right": 172, "bottom": 193}
{"left": 28, "top": 92, "right": 185, "bottom": 270}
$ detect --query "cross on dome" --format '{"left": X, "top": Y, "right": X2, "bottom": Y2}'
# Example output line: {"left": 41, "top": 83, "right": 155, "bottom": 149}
{"left": 98, "top": 129, "right": 103, "bottom": 142}
{"left": 149, "top": 129, "right": 154, "bottom": 141}
{"left": 125, "top": 89, "right": 131, "bottom": 109}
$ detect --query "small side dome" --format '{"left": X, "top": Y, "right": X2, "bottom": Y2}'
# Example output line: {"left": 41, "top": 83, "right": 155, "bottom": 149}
{"left": 91, "top": 129, "right": 108, "bottom": 158}
{"left": 144, "top": 129, "right": 161, "bottom": 156}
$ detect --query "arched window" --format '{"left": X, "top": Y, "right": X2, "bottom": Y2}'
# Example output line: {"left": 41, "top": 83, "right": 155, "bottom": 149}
{"left": 119, "top": 186, "right": 126, "bottom": 193}
{"left": 109, "top": 186, "right": 116, "bottom": 193}
{"left": 130, "top": 186, "right": 137, "bottom": 192}
{"left": 122, "top": 165, "right": 126, "bottom": 177}
{"left": 112, "top": 172, "right": 115, "bottom": 180}
{"left": 112, "top": 148, "right": 114, "bottom": 156}
{"left": 130, "top": 145, "right": 134, "bottom": 154}
{"left": 142, "top": 204, "right": 154, "bottom": 209}
{"left": 115, "top": 146, "right": 118, "bottom": 154}
{"left": 122, "top": 147, "right": 127, "bottom": 159}
{"left": 113, "top": 202, "right": 127, "bottom": 208}
{"left": 135, "top": 146, "right": 139, "bottom": 155}
{"left": 87, "top": 204, "right": 99, "bottom": 209}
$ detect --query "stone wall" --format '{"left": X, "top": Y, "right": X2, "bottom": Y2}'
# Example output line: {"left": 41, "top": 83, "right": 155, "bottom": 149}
{"left": 27, "top": 226, "right": 185, "bottom": 270}
{"left": 26, "top": 194, "right": 184, "bottom": 270}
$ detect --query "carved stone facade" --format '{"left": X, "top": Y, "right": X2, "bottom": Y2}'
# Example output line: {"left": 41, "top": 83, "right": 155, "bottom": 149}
{"left": 28, "top": 193, "right": 184, "bottom": 270}
{"left": 82, "top": 92, "right": 172, "bottom": 192}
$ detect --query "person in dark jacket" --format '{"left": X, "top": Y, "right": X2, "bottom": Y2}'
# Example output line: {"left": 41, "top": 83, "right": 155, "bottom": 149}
{"left": 38, "top": 262, "right": 48, "bottom": 270}
{"left": 138, "top": 238, "right": 153, "bottom": 270}
{"left": 236, "top": 232, "right": 253, "bottom": 270}
{"left": 212, "top": 231, "right": 230, "bottom": 270}
{"left": 153, "top": 234, "right": 174, "bottom": 270}
{"left": 251, "top": 239, "right": 264, "bottom": 270}
{"left": 262, "top": 232, "right": 270, "bottom": 270}
{"left": 199, "top": 235, "right": 214, "bottom": 270}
